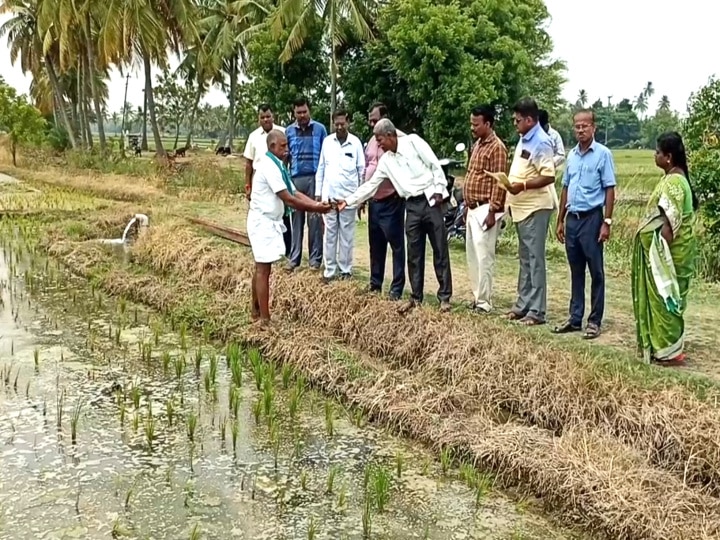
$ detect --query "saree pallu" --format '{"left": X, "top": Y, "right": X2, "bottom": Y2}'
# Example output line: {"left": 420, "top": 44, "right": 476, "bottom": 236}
{"left": 631, "top": 174, "right": 696, "bottom": 362}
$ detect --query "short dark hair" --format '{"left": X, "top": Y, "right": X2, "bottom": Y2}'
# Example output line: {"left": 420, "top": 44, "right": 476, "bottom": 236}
{"left": 513, "top": 98, "right": 539, "bottom": 121}
{"left": 369, "top": 102, "right": 388, "bottom": 117}
{"left": 293, "top": 96, "right": 310, "bottom": 109}
{"left": 332, "top": 109, "right": 349, "bottom": 121}
{"left": 258, "top": 103, "right": 272, "bottom": 113}
{"left": 471, "top": 104, "right": 496, "bottom": 126}
{"left": 573, "top": 109, "right": 596, "bottom": 124}
{"left": 538, "top": 109, "right": 549, "bottom": 126}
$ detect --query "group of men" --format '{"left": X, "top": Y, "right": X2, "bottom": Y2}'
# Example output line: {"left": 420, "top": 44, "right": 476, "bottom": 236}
{"left": 244, "top": 96, "right": 616, "bottom": 342}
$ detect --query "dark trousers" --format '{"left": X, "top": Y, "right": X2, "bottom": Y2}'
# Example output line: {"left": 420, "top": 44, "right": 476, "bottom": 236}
{"left": 405, "top": 195, "right": 452, "bottom": 303}
{"left": 282, "top": 215, "right": 292, "bottom": 257}
{"left": 369, "top": 196, "right": 406, "bottom": 297}
{"left": 565, "top": 208, "right": 605, "bottom": 327}
{"left": 289, "top": 175, "right": 323, "bottom": 267}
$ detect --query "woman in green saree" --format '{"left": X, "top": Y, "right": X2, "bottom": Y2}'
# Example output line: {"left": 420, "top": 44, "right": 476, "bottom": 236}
{"left": 632, "top": 132, "right": 698, "bottom": 364}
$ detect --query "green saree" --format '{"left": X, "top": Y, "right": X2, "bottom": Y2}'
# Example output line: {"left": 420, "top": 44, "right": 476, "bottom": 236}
{"left": 631, "top": 173, "right": 696, "bottom": 362}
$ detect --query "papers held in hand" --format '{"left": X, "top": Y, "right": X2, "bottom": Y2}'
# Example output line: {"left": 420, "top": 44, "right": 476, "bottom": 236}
{"left": 484, "top": 170, "right": 512, "bottom": 191}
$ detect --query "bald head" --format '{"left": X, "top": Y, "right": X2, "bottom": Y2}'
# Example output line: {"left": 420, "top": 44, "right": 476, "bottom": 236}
{"left": 373, "top": 118, "right": 398, "bottom": 153}
{"left": 266, "top": 129, "right": 288, "bottom": 160}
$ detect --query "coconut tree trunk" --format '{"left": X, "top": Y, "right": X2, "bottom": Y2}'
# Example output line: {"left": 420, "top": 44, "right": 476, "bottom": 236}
{"left": 81, "top": 57, "right": 94, "bottom": 149}
{"left": 184, "top": 85, "right": 203, "bottom": 148}
{"left": 85, "top": 12, "right": 106, "bottom": 152}
{"left": 143, "top": 53, "right": 165, "bottom": 158}
{"left": 45, "top": 56, "right": 77, "bottom": 148}
{"left": 141, "top": 92, "right": 148, "bottom": 151}
{"left": 77, "top": 66, "right": 88, "bottom": 149}
{"left": 226, "top": 54, "right": 237, "bottom": 151}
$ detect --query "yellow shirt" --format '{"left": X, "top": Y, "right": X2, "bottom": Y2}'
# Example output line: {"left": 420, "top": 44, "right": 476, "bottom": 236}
{"left": 506, "top": 124, "right": 558, "bottom": 223}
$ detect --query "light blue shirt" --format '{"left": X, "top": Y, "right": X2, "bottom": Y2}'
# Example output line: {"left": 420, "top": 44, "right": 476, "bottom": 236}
{"left": 520, "top": 123, "right": 555, "bottom": 166}
{"left": 562, "top": 140, "right": 616, "bottom": 213}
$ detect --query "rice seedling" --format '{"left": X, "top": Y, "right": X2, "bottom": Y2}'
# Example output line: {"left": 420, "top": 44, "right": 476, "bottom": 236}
{"left": 124, "top": 487, "right": 133, "bottom": 511}
{"left": 114, "top": 327, "right": 121, "bottom": 346}
{"left": 440, "top": 446, "right": 453, "bottom": 475}
{"left": 12, "top": 369, "right": 18, "bottom": 392}
{"left": 230, "top": 354, "right": 242, "bottom": 389}
{"left": 208, "top": 354, "right": 218, "bottom": 386}
{"left": 262, "top": 378, "right": 274, "bottom": 418}
{"left": 33, "top": 348, "right": 39, "bottom": 372}
{"left": 189, "top": 523, "right": 201, "bottom": 540}
{"left": 337, "top": 484, "right": 346, "bottom": 508}
{"left": 119, "top": 400, "right": 126, "bottom": 425}
{"left": 225, "top": 342, "right": 240, "bottom": 369}
{"left": 219, "top": 415, "right": 227, "bottom": 445}
{"left": 229, "top": 386, "right": 240, "bottom": 418}
{"left": 300, "top": 469, "right": 308, "bottom": 490}
{"left": 475, "top": 473, "right": 493, "bottom": 506}
{"left": 194, "top": 348, "right": 202, "bottom": 376}
{"left": 186, "top": 411, "right": 197, "bottom": 443}
{"left": 252, "top": 398, "right": 262, "bottom": 425}
{"left": 281, "top": 364, "right": 293, "bottom": 389}
{"left": 161, "top": 352, "right": 171, "bottom": 375}
{"left": 370, "top": 466, "right": 391, "bottom": 513}
{"left": 459, "top": 462, "right": 476, "bottom": 486}
{"left": 251, "top": 360, "right": 264, "bottom": 391}
{"left": 203, "top": 324, "right": 212, "bottom": 343}
{"left": 145, "top": 414, "right": 156, "bottom": 451}
{"left": 130, "top": 385, "right": 141, "bottom": 409}
{"left": 56, "top": 388, "right": 65, "bottom": 429}
{"left": 395, "top": 451, "right": 404, "bottom": 478}
{"left": 324, "top": 400, "right": 334, "bottom": 438}
{"left": 119, "top": 296, "right": 127, "bottom": 315}
{"left": 362, "top": 495, "right": 372, "bottom": 539}
{"left": 306, "top": 516, "right": 317, "bottom": 540}
{"left": 270, "top": 421, "right": 280, "bottom": 470}
{"left": 133, "top": 307, "right": 138, "bottom": 324}
{"left": 203, "top": 371, "right": 211, "bottom": 393}
{"left": 24, "top": 380, "right": 30, "bottom": 398}
{"left": 174, "top": 355, "right": 185, "bottom": 380}
{"left": 132, "top": 412, "right": 139, "bottom": 432}
{"left": 153, "top": 325, "right": 160, "bottom": 347}
{"left": 326, "top": 465, "right": 340, "bottom": 494}
{"left": 70, "top": 400, "right": 83, "bottom": 444}
{"left": 108, "top": 323, "right": 113, "bottom": 341}
{"left": 231, "top": 419, "right": 239, "bottom": 455}
{"left": 166, "top": 399, "right": 174, "bottom": 426}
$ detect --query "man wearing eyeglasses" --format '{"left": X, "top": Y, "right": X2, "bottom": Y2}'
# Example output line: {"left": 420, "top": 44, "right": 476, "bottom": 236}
{"left": 552, "top": 109, "right": 616, "bottom": 340}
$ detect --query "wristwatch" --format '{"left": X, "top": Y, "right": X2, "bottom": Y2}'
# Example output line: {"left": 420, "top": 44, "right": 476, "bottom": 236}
{"left": 604, "top": 218, "right": 613, "bottom": 226}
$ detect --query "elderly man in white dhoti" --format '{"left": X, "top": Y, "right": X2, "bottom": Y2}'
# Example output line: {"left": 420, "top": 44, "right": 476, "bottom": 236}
{"left": 247, "top": 130, "right": 332, "bottom": 322}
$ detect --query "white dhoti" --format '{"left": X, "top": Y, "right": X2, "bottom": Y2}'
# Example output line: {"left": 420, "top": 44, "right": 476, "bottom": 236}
{"left": 247, "top": 210, "right": 287, "bottom": 264}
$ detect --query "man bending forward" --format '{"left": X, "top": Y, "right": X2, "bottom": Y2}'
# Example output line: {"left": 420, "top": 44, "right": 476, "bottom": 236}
{"left": 247, "top": 130, "right": 331, "bottom": 322}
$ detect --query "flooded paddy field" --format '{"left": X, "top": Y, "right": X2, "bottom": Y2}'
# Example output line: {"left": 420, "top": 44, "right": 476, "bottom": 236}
{"left": 0, "top": 220, "right": 578, "bottom": 539}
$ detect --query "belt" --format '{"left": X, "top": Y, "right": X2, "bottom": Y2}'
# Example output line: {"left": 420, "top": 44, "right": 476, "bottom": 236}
{"left": 372, "top": 193, "right": 401, "bottom": 203}
{"left": 466, "top": 200, "right": 489, "bottom": 210}
{"left": 567, "top": 206, "right": 602, "bottom": 220}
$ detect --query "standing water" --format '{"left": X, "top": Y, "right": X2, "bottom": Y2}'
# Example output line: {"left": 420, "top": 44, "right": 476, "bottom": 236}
{"left": 0, "top": 221, "right": 577, "bottom": 540}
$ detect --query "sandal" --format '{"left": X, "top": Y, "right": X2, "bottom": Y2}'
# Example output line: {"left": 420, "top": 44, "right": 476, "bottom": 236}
{"left": 582, "top": 323, "right": 601, "bottom": 340}
{"left": 519, "top": 316, "right": 545, "bottom": 326}
{"left": 505, "top": 311, "right": 525, "bottom": 321}
{"left": 552, "top": 320, "right": 582, "bottom": 334}
{"left": 654, "top": 353, "right": 687, "bottom": 365}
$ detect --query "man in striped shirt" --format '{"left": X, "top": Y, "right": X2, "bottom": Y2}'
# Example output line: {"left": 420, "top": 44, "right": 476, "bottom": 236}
{"left": 463, "top": 104, "right": 508, "bottom": 313}
{"left": 286, "top": 96, "right": 328, "bottom": 270}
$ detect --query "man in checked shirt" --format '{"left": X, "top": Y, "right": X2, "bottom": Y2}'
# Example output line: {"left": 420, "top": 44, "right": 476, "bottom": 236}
{"left": 463, "top": 105, "right": 509, "bottom": 313}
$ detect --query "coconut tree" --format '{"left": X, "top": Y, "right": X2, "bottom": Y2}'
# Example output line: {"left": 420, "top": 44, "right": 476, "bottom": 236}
{"left": 270, "top": 0, "right": 376, "bottom": 120}
{"left": 658, "top": 95, "right": 671, "bottom": 112}
{"left": 576, "top": 89, "right": 588, "bottom": 108}
{"left": 101, "top": 0, "right": 198, "bottom": 158}
{"left": 634, "top": 93, "right": 647, "bottom": 119}
{"left": 0, "top": 0, "right": 78, "bottom": 147}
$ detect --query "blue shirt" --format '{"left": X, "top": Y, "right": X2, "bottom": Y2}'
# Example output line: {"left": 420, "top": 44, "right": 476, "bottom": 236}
{"left": 286, "top": 120, "right": 327, "bottom": 178}
{"left": 562, "top": 140, "right": 616, "bottom": 212}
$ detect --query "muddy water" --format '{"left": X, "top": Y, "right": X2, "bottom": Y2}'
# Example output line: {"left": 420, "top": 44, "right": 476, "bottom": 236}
{"left": 0, "top": 223, "right": 576, "bottom": 540}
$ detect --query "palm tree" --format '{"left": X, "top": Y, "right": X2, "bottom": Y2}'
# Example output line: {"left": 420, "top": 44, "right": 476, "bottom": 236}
{"left": 576, "top": 89, "right": 588, "bottom": 108}
{"left": 658, "top": 95, "right": 671, "bottom": 112}
{"left": 0, "top": 0, "right": 78, "bottom": 147}
{"left": 634, "top": 93, "right": 647, "bottom": 119}
{"left": 643, "top": 81, "right": 655, "bottom": 101}
{"left": 101, "top": 0, "right": 198, "bottom": 157}
{"left": 271, "top": 0, "right": 376, "bottom": 120}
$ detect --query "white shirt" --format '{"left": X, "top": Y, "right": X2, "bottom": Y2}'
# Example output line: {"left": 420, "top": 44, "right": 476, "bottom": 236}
{"left": 315, "top": 132, "right": 365, "bottom": 203}
{"left": 243, "top": 124, "right": 285, "bottom": 169}
{"left": 547, "top": 126, "right": 565, "bottom": 168}
{"left": 248, "top": 158, "right": 293, "bottom": 221}
{"left": 345, "top": 134, "right": 448, "bottom": 208}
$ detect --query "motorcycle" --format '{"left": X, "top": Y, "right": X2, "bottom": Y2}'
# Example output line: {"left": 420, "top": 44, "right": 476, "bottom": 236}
{"left": 439, "top": 142, "right": 468, "bottom": 242}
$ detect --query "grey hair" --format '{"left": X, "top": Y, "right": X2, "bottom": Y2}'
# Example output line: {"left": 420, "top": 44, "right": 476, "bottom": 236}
{"left": 373, "top": 118, "right": 397, "bottom": 137}
{"left": 266, "top": 129, "right": 287, "bottom": 148}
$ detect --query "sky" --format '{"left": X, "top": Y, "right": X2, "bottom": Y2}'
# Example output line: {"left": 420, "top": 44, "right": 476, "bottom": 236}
{"left": 0, "top": 0, "right": 716, "bottom": 115}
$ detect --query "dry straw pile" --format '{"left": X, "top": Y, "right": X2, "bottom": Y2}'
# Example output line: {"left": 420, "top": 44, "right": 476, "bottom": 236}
{"left": 49, "top": 222, "right": 720, "bottom": 540}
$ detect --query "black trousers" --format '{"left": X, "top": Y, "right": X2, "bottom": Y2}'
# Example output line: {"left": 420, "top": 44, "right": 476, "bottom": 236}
{"left": 282, "top": 214, "right": 292, "bottom": 257}
{"left": 565, "top": 207, "right": 605, "bottom": 326}
{"left": 369, "top": 196, "right": 406, "bottom": 298}
{"left": 405, "top": 195, "right": 452, "bottom": 303}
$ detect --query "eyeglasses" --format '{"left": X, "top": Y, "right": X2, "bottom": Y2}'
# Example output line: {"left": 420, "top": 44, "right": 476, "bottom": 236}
{"left": 573, "top": 124, "right": 593, "bottom": 131}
